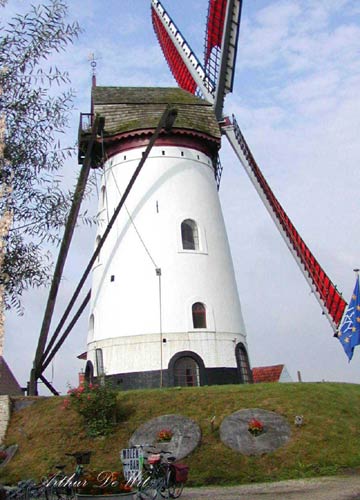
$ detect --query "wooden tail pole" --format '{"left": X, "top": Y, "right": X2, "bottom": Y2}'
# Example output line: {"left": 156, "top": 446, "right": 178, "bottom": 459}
{"left": 28, "top": 115, "right": 101, "bottom": 396}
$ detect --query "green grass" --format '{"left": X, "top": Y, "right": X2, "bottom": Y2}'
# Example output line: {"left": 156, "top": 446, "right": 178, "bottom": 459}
{"left": 1, "top": 382, "right": 360, "bottom": 486}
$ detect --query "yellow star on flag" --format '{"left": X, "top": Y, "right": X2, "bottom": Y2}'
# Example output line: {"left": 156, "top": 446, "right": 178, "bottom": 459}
{"left": 345, "top": 337, "right": 350, "bottom": 343}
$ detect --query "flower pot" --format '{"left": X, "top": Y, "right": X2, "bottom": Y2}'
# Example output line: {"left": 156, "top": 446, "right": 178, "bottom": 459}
{"left": 76, "top": 493, "right": 135, "bottom": 500}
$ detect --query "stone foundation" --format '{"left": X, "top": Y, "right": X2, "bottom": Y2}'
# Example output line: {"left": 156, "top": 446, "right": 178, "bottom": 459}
{"left": 0, "top": 395, "right": 10, "bottom": 445}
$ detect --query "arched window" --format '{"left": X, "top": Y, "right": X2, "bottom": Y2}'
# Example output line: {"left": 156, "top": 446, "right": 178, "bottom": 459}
{"left": 89, "top": 314, "right": 94, "bottom": 338}
{"left": 235, "top": 343, "right": 252, "bottom": 384}
{"left": 174, "top": 357, "right": 200, "bottom": 386}
{"left": 96, "top": 235, "right": 101, "bottom": 262}
{"left": 192, "top": 302, "right": 206, "bottom": 329}
{"left": 101, "top": 185, "right": 106, "bottom": 207}
{"left": 95, "top": 348, "right": 104, "bottom": 376}
{"left": 181, "top": 219, "right": 199, "bottom": 250}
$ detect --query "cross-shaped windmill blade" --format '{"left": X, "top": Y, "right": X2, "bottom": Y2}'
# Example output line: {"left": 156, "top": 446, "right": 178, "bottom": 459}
{"left": 151, "top": 0, "right": 215, "bottom": 101}
{"left": 151, "top": 0, "right": 347, "bottom": 334}
{"left": 204, "top": 0, "right": 242, "bottom": 119}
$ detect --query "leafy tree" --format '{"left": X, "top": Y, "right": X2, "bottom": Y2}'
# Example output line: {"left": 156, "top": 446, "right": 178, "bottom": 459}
{"left": 0, "top": 0, "right": 81, "bottom": 312}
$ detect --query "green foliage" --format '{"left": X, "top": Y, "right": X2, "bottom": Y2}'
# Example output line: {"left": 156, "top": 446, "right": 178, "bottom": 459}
{"left": 2, "top": 383, "right": 360, "bottom": 486}
{"left": 0, "top": 0, "right": 83, "bottom": 312}
{"left": 64, "top": 382, "right": 119, "bottom": 437}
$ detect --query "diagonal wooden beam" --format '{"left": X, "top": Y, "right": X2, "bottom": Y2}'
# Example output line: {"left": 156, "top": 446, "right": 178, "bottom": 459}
{"left": 28, "top": 114, "right": 101, "bottom": 396}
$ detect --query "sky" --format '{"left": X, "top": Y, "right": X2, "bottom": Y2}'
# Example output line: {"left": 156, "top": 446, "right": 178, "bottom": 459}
{"left": 3, "top": 0, "right": 360, "bottom": 394}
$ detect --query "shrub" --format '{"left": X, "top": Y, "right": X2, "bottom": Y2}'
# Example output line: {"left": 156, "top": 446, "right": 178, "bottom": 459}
{"left": 64, "top": 382, "right": 118, "bottom": 437}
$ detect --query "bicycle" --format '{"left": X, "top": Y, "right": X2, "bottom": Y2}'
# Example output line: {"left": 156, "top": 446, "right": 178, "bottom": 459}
{"left": 42, "top": 451, "right": 91, "bottom": 500}
{"left": 136, "top": 449, "right": 188, "bottom": 500}
{"left": 5, "top": 479, "right": 47, "bottom": 500}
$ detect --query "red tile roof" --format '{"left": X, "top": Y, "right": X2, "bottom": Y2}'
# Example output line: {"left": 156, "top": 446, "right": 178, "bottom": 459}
{"left": 252, "top": 364, "right": 284, "bottom": 383}
{"left": 0, "top": 356, "right": 23, "bottom": 395}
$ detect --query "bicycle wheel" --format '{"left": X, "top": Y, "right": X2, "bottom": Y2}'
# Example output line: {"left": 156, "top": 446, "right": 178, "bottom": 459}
{"left": 137, "top": 485, "right": 158, "bottom": 500}
{"left": 159, "top": 483, "right": 170, "bottom": 499}
{"left": 158, "top": 470, "right": 171, "bottom": 499}
{"left": 168, "top": 482, "right": 184, "bottom": 499}
{"left": 137, "top": 477, "right": 159, "bottom": 500}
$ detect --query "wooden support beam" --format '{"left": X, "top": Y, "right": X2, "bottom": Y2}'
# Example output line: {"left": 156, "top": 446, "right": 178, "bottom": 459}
{"left": 28, "top": 115, "right": 101, "bottom": 396}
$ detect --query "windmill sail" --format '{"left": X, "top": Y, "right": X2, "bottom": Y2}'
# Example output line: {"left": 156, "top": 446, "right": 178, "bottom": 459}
{"left": 204, "top": 0, "right": 243, "bottom": 119}
{"left": 151, "top": 0, "right": 215, "bottom": 100}
{"left": 223, "top": 115, "right": 347, "bottom": 332}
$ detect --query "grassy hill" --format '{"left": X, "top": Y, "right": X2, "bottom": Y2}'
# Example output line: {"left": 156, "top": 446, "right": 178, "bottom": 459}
{"left": 1, "top": 382, "right": 360, "bottom": 486}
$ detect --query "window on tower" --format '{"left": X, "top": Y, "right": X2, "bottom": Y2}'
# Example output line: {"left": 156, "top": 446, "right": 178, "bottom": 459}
{"left": 181, "top": 219, "right": 199, "bottom": 250}
{"left": 89, "top": 314, "right": 94, "bottom": 338}
{"left": 96, "top": 235, "right": 101, "bottom": 262}
{"left": 95, "top": 348, "right": 104, "bottom": 376}
{"left": 101, "top": 185, "right": 106, "bottom": 207}
{"left": 235, "top": 343, "right": 252, "bottom": 384}
{"left": 192, "top": 302, "right": 206, "bottom": 328}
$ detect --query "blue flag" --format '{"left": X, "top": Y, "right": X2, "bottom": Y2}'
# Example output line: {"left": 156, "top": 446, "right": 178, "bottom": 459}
{"left": 337, "top": 276, "right": 360, "bottom": 361}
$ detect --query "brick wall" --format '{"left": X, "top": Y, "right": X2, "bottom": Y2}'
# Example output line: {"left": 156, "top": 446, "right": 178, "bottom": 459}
{"left": 0, "top": 395, "right": 10, "bottom": 444}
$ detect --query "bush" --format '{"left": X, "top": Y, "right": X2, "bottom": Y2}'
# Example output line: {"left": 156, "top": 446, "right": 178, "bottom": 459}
{"left": 64, "top": 382, "right": 118, "bottom": 437}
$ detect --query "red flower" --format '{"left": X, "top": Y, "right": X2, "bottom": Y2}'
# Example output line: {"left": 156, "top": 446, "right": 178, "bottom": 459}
{"left": 157, "top": 429, "right": 173, "bottom": 442}
{"left": 61, "top": 399, "right": 70, "bottom": 410}
{"left": 248, "top": 418, "right": 264, "bottom": 436}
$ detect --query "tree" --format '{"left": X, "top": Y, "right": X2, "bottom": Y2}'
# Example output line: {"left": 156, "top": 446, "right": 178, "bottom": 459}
{"left": 0, "top": 0, "right": 81, "bottom": 312}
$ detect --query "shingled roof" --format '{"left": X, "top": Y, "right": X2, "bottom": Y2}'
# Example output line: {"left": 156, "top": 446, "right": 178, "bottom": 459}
{"left": 91, "top": 87, "right": 221, "bottom": 140}
{"left": 0, "top": 356, "right": 23, "bottom": 395}
{"left": 252, "top": 364, "right": 292, "bottom": 383}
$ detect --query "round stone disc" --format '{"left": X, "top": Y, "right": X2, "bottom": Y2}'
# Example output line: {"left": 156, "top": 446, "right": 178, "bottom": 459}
{"left": 129, "top": 414, "right": 201, "bottom": 460}
{"left": 220, "top": 408, "right": 291, "bottom": 455}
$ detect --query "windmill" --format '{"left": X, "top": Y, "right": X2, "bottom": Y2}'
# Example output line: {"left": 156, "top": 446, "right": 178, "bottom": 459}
{"left": 28, "top": 0, "right": 349, "bottom": 395}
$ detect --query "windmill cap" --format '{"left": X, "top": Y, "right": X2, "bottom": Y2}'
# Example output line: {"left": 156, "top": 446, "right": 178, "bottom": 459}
{"left": 91, "top": 86, "right": 221, "bottom": 141}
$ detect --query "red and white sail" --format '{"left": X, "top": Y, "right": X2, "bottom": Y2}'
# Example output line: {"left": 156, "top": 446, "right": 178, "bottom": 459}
{"left": 204, "top": 0, "right": 243, "bottom": 118}
{"left": 151, "top": 0, "right": 215, "bottom": 100}
{"left": 223, "top": 115, "right": 347, "bottom": 332}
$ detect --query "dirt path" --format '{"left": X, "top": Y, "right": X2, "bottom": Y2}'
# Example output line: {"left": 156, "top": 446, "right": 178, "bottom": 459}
{"left": 181, "top": 475, "right": 360, "bottom": 499}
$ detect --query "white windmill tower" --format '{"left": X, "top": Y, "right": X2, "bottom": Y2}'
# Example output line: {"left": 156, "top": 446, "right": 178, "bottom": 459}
{"left": 77, "top": 0, "right": 347, "bottom": 390}
{"left": 79, "top": 12, "right": 251, "bottom": 390}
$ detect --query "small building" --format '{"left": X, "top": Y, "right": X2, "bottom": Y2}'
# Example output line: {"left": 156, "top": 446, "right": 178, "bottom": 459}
{"left": 252, "top": 364, "right": 292, "bottom": 383}
{"left": 0, "top": 356, "right": 23, "bottom": 395}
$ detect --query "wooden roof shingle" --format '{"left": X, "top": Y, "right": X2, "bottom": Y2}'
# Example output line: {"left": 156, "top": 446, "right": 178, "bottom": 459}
{"left": 92, "top": 87, "right": 221, "bottom": 140}
{"left": 252, "top": 364, "right": 285, "bottom": 383}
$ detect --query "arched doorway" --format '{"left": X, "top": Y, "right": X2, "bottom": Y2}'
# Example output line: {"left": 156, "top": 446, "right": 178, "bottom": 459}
{"left": 84, "top": 360, "right": 94, "bottom": 384}
{"left": 174, "top": 357, "right": 200, "bottom": 386}
{"left": 235, "top": 343, "right": 252, "bottom": 383}
{"left": 168, "top": 351, "right": 206, "bottom": 387}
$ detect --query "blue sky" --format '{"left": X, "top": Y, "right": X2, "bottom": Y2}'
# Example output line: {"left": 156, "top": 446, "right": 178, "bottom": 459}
{"left": 3, "top": 0, "right": 360, "bottom": 393}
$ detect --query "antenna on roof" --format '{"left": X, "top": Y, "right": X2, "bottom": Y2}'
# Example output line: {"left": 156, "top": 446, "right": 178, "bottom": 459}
{"left": 88, "top": 53, "right": 97, "bottom": 87}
